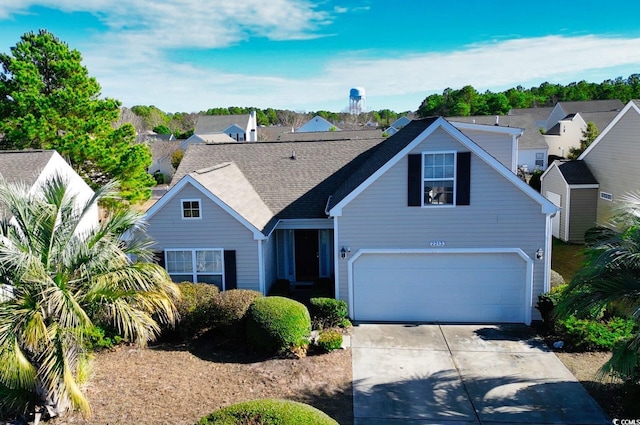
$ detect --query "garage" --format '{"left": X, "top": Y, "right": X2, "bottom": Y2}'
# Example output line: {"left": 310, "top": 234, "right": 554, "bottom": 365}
{"left": 350, "top": 250, "right": 531, "bottom": 324}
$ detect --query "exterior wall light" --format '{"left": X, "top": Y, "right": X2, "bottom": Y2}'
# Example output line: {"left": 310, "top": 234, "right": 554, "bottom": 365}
{"left": 340, "top": 247, "right": 351, "bottom": 259}
{"left": 536, "top": 248, "right": 544, "bottom": 260}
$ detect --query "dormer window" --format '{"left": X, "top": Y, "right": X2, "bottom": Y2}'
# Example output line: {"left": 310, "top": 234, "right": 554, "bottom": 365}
{"left": 181, "top": 199, "right": 201, "bottom": 219}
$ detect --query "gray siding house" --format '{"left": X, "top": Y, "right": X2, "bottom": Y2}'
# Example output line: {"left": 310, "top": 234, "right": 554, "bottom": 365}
{"left": 145, "top": 117, "right": 558, "bottom": 324}
{"left": 541, "top": 100, "right": 640, "bottom": 243}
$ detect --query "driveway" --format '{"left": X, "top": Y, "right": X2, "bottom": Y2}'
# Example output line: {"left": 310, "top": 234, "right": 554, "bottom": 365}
{"left": 351, "top": 323, "right": 610, "bottom": 425}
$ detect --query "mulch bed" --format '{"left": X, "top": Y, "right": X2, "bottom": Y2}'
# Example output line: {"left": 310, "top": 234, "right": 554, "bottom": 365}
{"left": 49, "top": 334, "right": 353, "bottom": 425}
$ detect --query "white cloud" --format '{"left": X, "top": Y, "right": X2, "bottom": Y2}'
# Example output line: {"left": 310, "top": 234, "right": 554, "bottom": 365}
{"left": 87, "top": 34, "right": 640, "bottom": 112}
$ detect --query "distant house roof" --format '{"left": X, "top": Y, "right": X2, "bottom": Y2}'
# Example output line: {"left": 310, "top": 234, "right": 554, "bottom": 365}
{"left": 509, "top": 106, "right": 554, "bottom": 121}
{"left": 193, "top": 133, "right": 237, "bottom": 144}
{"left": 557, "top": 99, "right": 624, "bottom": 114}
{"left": 172, "top": 135, "right": 385, "bottom": 230}
{"left": 195, "top": 114, "right": 250, "bottom": 134}
{"left": 268, "top": 129, "right": 383, "bottom": 142}
{"left": 447, "top": 114, "right": 547, "bottom": 149}
{"left": 0, "top": 150, "right": 55, "bottom": 186}
{"left": 296, "top": 115, "right": 340, "bottom": 132}
{"left": 150, "top": 140, "right": 182, "bottom": 163}
{"left": 555, "top": 160, "right": 598, "bottom": 185}
{"left": 579, "top": 111, "right": 622, "bottom": 133}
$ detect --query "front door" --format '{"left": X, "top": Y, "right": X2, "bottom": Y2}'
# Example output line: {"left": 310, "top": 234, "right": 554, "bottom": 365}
{"left": 294, "top": 230, "right": 319, "bottom": 282}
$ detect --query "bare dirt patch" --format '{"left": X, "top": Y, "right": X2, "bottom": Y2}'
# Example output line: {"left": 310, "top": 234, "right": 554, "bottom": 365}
{"left": 555, "top": 350, "right": 640, "bottom": 419}
{"left": 50, "top": 336, "right": 352, "bottom": 425}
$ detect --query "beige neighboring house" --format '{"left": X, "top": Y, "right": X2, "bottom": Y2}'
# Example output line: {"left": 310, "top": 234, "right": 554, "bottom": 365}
{"left": 541, "top": 100, "right": 640, "bottom": 243}
{"left": 544, "top": 110, "right": 619, "bottom": 159}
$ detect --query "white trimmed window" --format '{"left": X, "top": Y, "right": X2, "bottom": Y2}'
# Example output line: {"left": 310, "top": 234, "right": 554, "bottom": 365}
{"left": 181, "top": 199, "right": 201, "bottom": 219}
{"left": 165, "top": 249, "right": 224, "bottom": 287}
{"left": 600, "top": 191, "right": 613, "bottom": 202}
{"left": 535, "top": 153, "right": 544, "bottom": 167}
{"left": 423, "top": 152, "right": 455, "bottom": 205}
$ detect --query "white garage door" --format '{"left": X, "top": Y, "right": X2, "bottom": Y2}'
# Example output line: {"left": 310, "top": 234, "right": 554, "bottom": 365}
{"left": 352, "top": 251, "right": 528, "bottom": 323}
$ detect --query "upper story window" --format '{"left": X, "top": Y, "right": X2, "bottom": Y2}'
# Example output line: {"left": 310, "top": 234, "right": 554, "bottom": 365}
{"left": 423, "top": 152, "right": 455, "bottom": 206}
{"left": 535, "top": 153, "right": 544, "bottom": 168}
{"left": 181, "top": 199, "right": 201, "bottom": 219}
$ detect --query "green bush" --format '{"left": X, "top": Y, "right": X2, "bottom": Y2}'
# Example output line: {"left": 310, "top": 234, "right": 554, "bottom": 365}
{"left": 197, "top": 398, "right": 338, "bottom": 425}
{"left": 169, "top": 282, "right": 220, "bottom": 340}
{"left": 309, "top": 297, "right": 348, "bottom": 330}
{"left": 535, "top": 284, "right": 568, "bottom": 326}
{"left": 211, "top": 289, "right": 263, "bottom": 334}
{"left": 82, "top": 325, "right": 123, "bottom": 351}
{"left": 316, "top": 329, "right": 343, "bottom": 353}
{"left": 246, "top": 296, "right": 311, "bottom": 355}
{"left": 556, "top": 316, "right": 635, "bottom": 351}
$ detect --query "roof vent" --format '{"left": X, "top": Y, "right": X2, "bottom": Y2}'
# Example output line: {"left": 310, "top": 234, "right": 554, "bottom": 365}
{"left": 290, "top": 150, "right": 296, "bottom": 160}
{"left": 494, "top": 116, "right": 500, "bottom": 126}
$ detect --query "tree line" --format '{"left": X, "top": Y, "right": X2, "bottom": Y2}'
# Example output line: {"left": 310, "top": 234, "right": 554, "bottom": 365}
{"left": 417, "top": 76, "right": 640, "bottom": 117}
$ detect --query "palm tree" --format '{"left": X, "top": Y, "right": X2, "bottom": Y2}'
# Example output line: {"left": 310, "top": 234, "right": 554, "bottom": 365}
{"left": 0, "top": 174, "right": 179, "bottom": 420}
{"left": 556, "top": 191, "right": 640, "bottom": 381}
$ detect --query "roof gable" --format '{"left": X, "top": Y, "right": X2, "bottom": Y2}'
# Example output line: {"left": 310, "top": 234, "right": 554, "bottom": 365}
{"left": 297, "top": 115, "right": 340, "bottom": 132}
{"left": 329, "top": 117, "right": 558, "bottom": 216}
{"left": 195, "top": 114, "right": 250, "bottom": 134}
{"left": 0, "top": 150, "right": 55, "bottom": 186}
{"left": 579, "top": 100, "right": 640, "bottom": 159}
{"left": 552, "top": 160, "right": 598, "bottom": 185}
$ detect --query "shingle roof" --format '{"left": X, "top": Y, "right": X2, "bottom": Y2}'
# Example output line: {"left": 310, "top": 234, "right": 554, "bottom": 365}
{"left": 149, "top": 140, "right": 181, "bottom": 162}
{"left": 195, "top": 115, "right": 250, "bottom": 134}
{"left": 329, "top": 117, "right": 439, "bottom": 209}
{"left": 190, "top": 162, "right": 273, "bottom": 232}
{"left": 448, "top": 115, "right": 547, "bottom": 149}
{"left": 0, "top": 150, "right": 55, "bottom": 186}
{"left": 509, "top": 106, "right": 554, "bottom": 121}
{"left": 268, "top": 129, "right": 383, "bottom": 142}
{"left": 558, "top": 99, "right": 624, "bottom": 114}
{"left": 173, "top": 136, "right": 387, "bottom": 226}
{"left": 579, "top": 111, "right": 621, "bottom": 133}
{"left": 556, "top": 160, "right": 598, "bottom": 185}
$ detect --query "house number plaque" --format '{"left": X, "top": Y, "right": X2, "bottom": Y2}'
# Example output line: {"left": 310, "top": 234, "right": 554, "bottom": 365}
{"left": 429, "top": 240, "right": 446, "bottom": 247}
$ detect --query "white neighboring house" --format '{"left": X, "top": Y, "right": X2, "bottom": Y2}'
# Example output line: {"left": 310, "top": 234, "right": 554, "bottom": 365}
{"left": 193, "top": 112, "right": 258, "bottom": 142}
{"left": 0, "top": 149, "right": 98, "bottom": 300}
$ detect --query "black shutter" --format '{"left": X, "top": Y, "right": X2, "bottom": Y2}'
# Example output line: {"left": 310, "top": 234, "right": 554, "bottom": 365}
{"left": 154, "top": 251, "right": 166, "bottom": 268}
{"left": 456, "top": 152, "right": 471, "bottom": 206}
{"left": 407, "top": 154, "right": 422, "bottom": 206}
{"left": 224, "top": 250, "right": 237, "bottom": 290}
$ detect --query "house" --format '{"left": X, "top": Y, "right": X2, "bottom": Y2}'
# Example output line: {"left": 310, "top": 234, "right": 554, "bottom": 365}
{"left": 384, "top": 116, "right": 413, "bottom": 135}
{"left": 193, "top": 112, "right": 258, "bottom": 142}
{"left": 540, "top": 100, "right": 640, "bottom": 243}
{"left": 149, "top": 140, "right": 182, "bottom": 182}
{"left": 543, "top": 110, "right": 619, "bottom": 159}
{"left": 145, "top": 117, "right": 558, "bottom": 324}
{"left": 0, "top": 150, "right": 98, "bottom": 233}
{"left": 449, "top": 115, "right": 548, "bottom": 172}
{"left": 296, "top": 115, "right": 340, "bottom": 132}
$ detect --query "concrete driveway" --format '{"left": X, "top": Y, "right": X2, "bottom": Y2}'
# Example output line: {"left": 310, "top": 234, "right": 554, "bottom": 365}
{"left": 352, "top": 324, "right": 610, "bottom": 425}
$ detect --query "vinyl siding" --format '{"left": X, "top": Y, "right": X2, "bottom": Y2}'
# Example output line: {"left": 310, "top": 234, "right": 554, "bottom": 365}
{"left": 541, "top": 165, "right": 569, "bottom": 241}
{"left": 568, "top": 188, "right": 598, "bottom": 242}
{"left": 337, "top": 127, "right": 548, "bottom": 319}
{"left": 583, "top": 108, "right": 640, "bottom": 227}
{"left": 457, "top": 128, "right": 514, "bottom": 170}
{"left": 147, "top": 183, "right": 260, "bottom": 291}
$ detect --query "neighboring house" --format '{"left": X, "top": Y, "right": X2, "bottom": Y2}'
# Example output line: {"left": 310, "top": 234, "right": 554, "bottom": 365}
{"left": 540, "top": 100, "right": 623, "bottom": 133}
{"left": 149, "top": 140, "right": 182, "bottom": 182}
{"left": 296, "top": 115, "right": 340, "bottom": 132}
{"left": 385, "top": 116, "right": 412, "bottom": 135}
{"left": 509, "top": 106, "right": 553, "bottom": 130}
{"left": 0, "top": 150, "right": 98, "bottom": 234}
{"left": 449, "top": 115, "right": 548, "bottom": 172}
{"left": 194, "top": 112, "right": 258, "bottom": 142}
{"left": 145, "top": 118, "right": 557, "bottom": 325}
{"left": 544, "top": 111, "right": 619, "bottom": 159}
{"left": 541, "top": 100, "right": 640, "bottom": 243}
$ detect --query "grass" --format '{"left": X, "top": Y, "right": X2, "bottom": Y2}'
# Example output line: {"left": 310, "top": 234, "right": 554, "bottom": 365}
{"left": 551, "top": 238, "right": 585, "bottom": 282}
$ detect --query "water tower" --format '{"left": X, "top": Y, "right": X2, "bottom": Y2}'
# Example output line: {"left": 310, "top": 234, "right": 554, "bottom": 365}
{"left": 349, "top": 87, "right": 366, "bottom": 115}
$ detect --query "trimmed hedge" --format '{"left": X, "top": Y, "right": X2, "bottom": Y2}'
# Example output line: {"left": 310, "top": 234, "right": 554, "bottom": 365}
{"left": 211, "top": 289, "right": 263, "bottom": 335}
{"left": 309, "top": 298, "right": 349, "bottom": 330}
{"left": 197, "top": 398, "right": 338, "bottom": 425}
{"left": 246, "top": 296, "right": 311, "bottom": 355}
{"left": 169, "top": 282, "right": 220, "bottom": 340}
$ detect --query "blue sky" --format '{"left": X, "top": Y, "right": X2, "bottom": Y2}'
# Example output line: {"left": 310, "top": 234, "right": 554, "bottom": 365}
{"left": 1, "top": 1, "right": 640, "bottom": 113}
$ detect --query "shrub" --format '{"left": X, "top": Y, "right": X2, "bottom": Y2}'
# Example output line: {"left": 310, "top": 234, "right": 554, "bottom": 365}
{"left": 528, "top": 169, "right": 543, "bottom": 192}
{"left": 169, "top": 282, "right": 219, "bottom": 340}
{"left": 246, "top": 296, "right": 311, "bottom": 355}
{"left": 316, "top": 329, "right": 343, "bottom": 353}
{"left": 82, "top": 325, "right": 124, "bottom": 351}
{"left": 309, "top": 297, "right": 348, "bottom": 330}
{"left": 535, "top": 284, "right": 568, "bottom": 327}
{"left": 197, "top": 398, "right": 338, "bottom": 425}
{"left": 555, "top": 316, "right": 635, "bottom": 351}
{"left": 211, "top": 289, "right": 263, "bottom": 334}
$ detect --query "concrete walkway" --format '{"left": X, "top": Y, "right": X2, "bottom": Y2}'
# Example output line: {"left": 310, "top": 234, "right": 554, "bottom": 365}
{"left": 352, "top": 323, "right": 610, "bottom": 425}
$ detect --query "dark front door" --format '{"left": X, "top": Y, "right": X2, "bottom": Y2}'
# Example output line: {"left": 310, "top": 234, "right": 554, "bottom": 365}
{"left": 294, "top": 230, "right": 319, "bottom": 282}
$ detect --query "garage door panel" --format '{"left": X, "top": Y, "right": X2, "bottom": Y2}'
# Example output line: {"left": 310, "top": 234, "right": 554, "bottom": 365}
{"left": 352, "top": 252, "right": 527, "bottom": 323}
